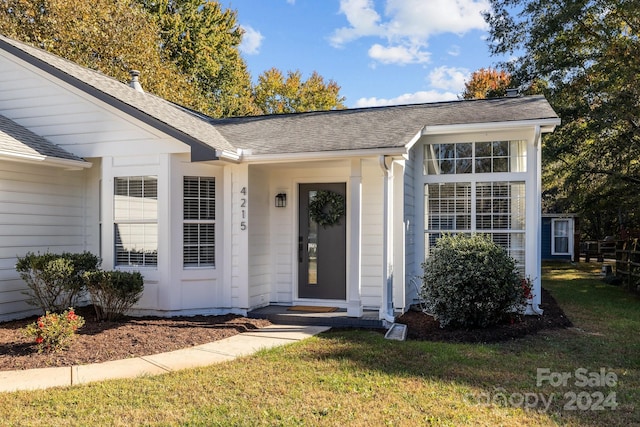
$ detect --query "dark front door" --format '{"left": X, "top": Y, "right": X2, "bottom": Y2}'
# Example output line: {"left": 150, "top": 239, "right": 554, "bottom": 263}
{"left": 298, "top": 183, "right": 347, "bottom": 299}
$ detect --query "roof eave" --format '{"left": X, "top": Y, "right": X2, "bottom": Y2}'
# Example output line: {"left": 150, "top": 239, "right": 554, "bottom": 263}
{"left": 0, "top": 151, "right": 92, "bottom": 170}
{"left": 422, "top": 118, "right": 561, "bottom": 135}
{"left": 240, "top": 147, "right": 407, "bottom": 164}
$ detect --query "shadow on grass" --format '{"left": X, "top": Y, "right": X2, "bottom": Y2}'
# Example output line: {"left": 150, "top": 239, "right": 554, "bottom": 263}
{"left": 299, "top": 267, "right": 639, "bottom": 427}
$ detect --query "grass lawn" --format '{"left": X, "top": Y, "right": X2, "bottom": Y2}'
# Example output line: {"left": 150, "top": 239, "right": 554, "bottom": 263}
{"left": 1, "top": 263, "right": 638, "bottom": 426}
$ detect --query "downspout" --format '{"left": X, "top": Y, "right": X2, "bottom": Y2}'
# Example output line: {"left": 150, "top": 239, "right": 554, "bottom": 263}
{"left": 379, "top": 155, "right": 395, "bottom": 324}
{"left": 531, "top": 125, "right": 544, "bottom": 315}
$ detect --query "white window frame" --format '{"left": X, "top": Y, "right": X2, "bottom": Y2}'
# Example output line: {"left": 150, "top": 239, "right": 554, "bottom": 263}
{"left": 421, "top": 138, "right": 529, "bottom": 275}
{"left": 551, "top": 218, "right": 573, "bottom": 256}
{"left": 183, "top": 176, "right": 216, "bottom": 268}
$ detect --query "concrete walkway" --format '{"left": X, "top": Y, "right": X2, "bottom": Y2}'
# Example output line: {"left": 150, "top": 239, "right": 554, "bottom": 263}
{"left": 0, "top": 324, "right": 330, "bottom": 393}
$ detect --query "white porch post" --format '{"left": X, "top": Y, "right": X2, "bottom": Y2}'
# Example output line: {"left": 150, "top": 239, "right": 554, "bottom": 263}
{"left": 347, "top": 159, "right": 363, "bottom": 317}
{"left": 379, "top": 156, "right": 395, "bottom": 323}
{"left": 525, "top": 125, "right": 543, "bottom": 314}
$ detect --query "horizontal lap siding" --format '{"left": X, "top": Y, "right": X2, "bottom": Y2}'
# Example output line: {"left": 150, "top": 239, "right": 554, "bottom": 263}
{"left": 0, "top": 161, "right": 86, "bottom": 321}
{"left": 0, "top": 55, "right": 183, "bottom": 159}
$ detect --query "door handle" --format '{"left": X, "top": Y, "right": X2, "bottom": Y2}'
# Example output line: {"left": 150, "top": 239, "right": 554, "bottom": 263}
{"left": 298, "top": 236, "right": 303, "bottom": 263}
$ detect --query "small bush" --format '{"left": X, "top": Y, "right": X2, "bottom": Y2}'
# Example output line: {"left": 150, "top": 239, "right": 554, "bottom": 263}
{"left": 15, "top": 252, "right": 100, "bottom": 313}
{"left": 23, "top": 308, "right": 85, "bottom": 353}
{"left": 421, "top": 234, "right": 527, "bottom": 329}
{"left": 83, "top": 270, "right": 144, "bottom": 321}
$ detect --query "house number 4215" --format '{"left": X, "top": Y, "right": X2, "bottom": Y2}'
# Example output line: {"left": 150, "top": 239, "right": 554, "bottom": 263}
{"left": 240, "top": 187, "right": 247, "bottom": 231}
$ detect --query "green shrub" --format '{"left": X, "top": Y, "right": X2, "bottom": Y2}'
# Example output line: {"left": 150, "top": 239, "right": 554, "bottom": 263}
{"left": 83, "top": 270, "right": 144, "bottom": 321}
{"left": 15, "top": 252, "right": 100, "bottom": 313}
{"left": 421, "top": 234, "right": 527, "bottom": 329}
{"left": 23, "top": 307, "right": 85, "bottom": 353}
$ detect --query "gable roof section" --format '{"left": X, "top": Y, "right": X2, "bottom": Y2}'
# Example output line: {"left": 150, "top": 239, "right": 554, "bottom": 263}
{"left": 210, "top": 96, "right": 560, "bottom": 157}
{"left": 0, "top": 114, "right": 89, "bottom": 168}
{"left": 0, "top": 36, "right": 235, "bottom": 162}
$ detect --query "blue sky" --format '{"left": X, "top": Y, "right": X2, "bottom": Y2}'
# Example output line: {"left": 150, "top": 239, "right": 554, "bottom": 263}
{"left": 220, "top": 0, "right": 502, "bottom": 108}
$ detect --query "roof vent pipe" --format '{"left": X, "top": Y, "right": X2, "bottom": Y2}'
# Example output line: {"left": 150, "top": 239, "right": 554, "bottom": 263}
{"left": 129, "top": 70, "right": 144, "bottom": 93}
{"left": 506, "top": 88, "right": 519, "bottom": 97}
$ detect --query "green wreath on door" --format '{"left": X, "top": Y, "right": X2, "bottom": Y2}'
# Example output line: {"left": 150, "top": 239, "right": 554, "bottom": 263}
{"left": 309, "top": 190, "right": 345, "bottom": 228}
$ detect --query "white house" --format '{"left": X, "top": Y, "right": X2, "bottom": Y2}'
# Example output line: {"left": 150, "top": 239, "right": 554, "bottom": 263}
{"left": 0, "top": 36, "right": 560, "bottom": 323}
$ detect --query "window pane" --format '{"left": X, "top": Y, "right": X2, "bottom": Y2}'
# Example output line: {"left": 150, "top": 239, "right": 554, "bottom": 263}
{"left": 456, "top": 159, "right": 472, "bottom": 174}
{"left": 440, "top": 160, "right": 454, "bottom": 174}
{"left": 184, "top": 177, "right": 199, "bottom": 198}
{"left": 475, "top": 159, "right": 492, "bottom": 173}
{"left": 114, "top": 223, "right": 158, "bottom": 267}
{"left": 184, "top": 199, "right": 199, "bottom": 220}
{"left": 493, "top": 158, "right": 509, "bottom": 172}
{"left": 475, "top": 141, "right": 492, "bottom": 157}
{"left": 200, "top": 199, "right": 215, "bottom": 220}
{"left": 456, "top": 143, "right": 472, "bottom": 158}
{"left": 493, "top": 141, "right": 509, "bottom": 157}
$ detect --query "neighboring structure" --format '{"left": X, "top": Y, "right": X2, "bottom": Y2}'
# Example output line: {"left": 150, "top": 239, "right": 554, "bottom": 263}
{"left": 541, "top": 214, "right": 578, "bottom": 262}
{"left": 0, "top": 36, "right": 560, "bottom": 322}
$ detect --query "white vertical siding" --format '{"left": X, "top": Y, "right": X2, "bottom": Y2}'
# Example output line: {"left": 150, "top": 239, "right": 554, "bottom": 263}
{"left": 0, "top": 160, "right": 87, "bottom": 321}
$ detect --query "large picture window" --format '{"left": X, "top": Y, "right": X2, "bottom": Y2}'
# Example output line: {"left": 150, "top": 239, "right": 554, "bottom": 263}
{"left": 114, "top": 176, "right": 158, "bottom": 267}
{"left": 183, "top": 176, "right": 215, "bottom": 268}
{"left": 424, "top": 141, "right": 526, "bottom": 175}
{"left": 424, "top": 181, "right": 526, "bottom": 273}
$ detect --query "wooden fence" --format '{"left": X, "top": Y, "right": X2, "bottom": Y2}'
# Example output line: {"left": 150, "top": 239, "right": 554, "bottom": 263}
{"left": 615, "top": 239, "right": 640, "bottom": 292}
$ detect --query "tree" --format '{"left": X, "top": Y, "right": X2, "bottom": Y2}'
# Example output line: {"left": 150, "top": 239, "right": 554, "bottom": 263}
{"left": 484, "top": 0, "right": 640, "bottom": 238}
{"left": 0, "top": 0, "right": 206, "bottom": 111}
{"left": 461, "top": 68, "right": 511, "bottom": 99}
{"left": 254, "top": 68, "right": 346, "bottom": 114}
{"left": 136, "top": 0, "right": 259, "bottom": 117}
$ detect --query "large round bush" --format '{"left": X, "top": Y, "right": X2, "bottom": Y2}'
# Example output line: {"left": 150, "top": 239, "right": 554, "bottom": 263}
{"left": 421, "top": 233, "right": 525, "bottom": 329}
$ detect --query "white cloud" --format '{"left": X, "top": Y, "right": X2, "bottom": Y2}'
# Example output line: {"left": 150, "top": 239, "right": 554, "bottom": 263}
{"left": 354, "top": 90, "right": 458, "bottom": 107}
{"left": 330, "top": 0, "right": 382, "bottom": 47}
{"left": 447, "top": 45, "right": 461, "bottom": 57}
{"left": 368, "top": 43, "right": 429, "bottom": 65}
{"left": 331, "top": 0, "right": 490, "bottom": 65}
{"left": 239, "top": 25, "right": 264, "bottom": 55}
{"left": 428, "top": 66, "right": 469, "bottom": 92}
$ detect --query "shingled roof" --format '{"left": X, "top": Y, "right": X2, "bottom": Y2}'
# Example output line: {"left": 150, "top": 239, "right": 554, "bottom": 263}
{"left": 0, "top": 35, "right": 559, "bottom": 162}
{"left": 0, "top": 114, "right": 86, "bottom": 165}
{"left": 210, "top": 96, "right": 560, "bottom": 156}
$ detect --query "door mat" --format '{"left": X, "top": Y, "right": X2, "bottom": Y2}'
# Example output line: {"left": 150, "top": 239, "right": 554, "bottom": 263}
{"left": 288, "top": 305, "right": 338, "bottom": 313}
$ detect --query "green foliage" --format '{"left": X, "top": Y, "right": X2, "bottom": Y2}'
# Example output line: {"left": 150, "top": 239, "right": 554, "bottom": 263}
{"left": 23, "top": 308, "right": 85, "bottom": 353}
{"left": 137, "top": 0, "right": 258, "bottom": 117}
{"left": 253, "top": 68, "right": 346, "bottom": 114}
{"left": 484, "top": 0, "right": 640, "bottom": 238}
{"left": 84, "top": 270, "right": 144, "bottom": 321}
{"left": 15, "top": 252, "right": 100, "bottom": 313}
{"left": 421, "top": 234, "right": 526, "bottom": 329}
{"left": 0, "top": 0, "right": 207, "bottom": 112}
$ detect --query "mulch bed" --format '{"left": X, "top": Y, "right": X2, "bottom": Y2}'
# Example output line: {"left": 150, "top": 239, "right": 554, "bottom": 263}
{"left": 396, "top": 288, "right": 572, "bottom": 343}
{"left": 0, "top": 307, "right": 270, "bottom": 371}
{"left": 1, "top": 288, "right": 572, "bottom": 371}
